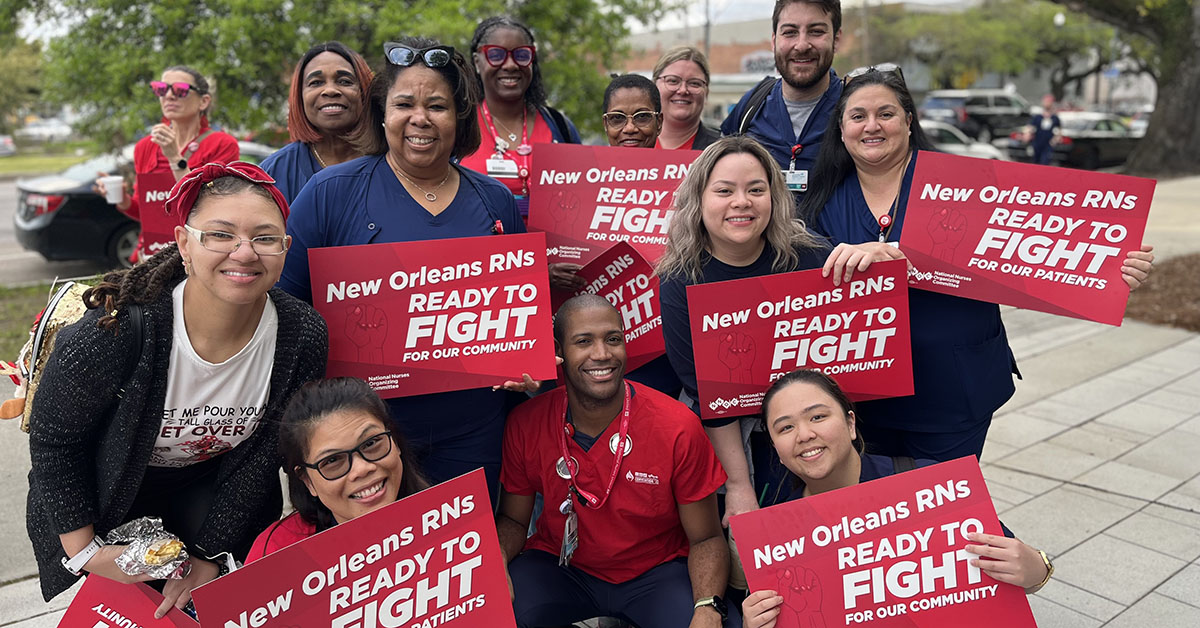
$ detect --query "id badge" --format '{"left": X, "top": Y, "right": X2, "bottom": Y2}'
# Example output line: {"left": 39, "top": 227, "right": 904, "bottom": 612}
{"left": 786, "top": 169, "right": 808, "bottom": 192}
{"left": 486, "top": 156, "right": 519, "bottom": 178}
{"left": 558, "top": 506, "right": 579, "bottom": 567}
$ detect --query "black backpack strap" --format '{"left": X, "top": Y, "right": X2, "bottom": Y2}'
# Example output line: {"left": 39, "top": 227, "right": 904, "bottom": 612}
{"left": 542, "top": 106, "right": 573, "bottom": 143}
{"left": 128, "top": 303, "right": 145, "bottom": 371}
{"left": 891, "top": 455, "right": 917, "bottom": 473}
{"left": 738, "top": 76, "right": 781, "bottom": 134}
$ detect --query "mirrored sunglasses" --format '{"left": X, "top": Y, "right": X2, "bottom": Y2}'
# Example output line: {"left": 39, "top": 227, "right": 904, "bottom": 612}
{"left": 150, "top": 81, "right": 202, "bottom": 98}
{"left": 384, "top": 43, "right": 455, "bottom": 68}
{"left": 843, "top": 63, "right": 905, "bottom": 86}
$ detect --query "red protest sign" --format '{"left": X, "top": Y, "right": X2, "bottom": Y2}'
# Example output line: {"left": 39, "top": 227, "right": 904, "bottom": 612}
{"left": 560, "top": 242, "right": 664, "bottom": 372}
{"left": 900, "top": 151, "right": 1154, "bottom": 326}
{"left": 686, "top": 261, "right": 912, "bottom": 420}
{"left": 191, "top": 469, "right": 515, "bottom": 628}
{"left": 527, "top": 143, "right": 700, "bottom": 266}
{"left": 135, "top": 171, "right": 179, "bottom": 260}
{"left": 730, "top": 457, "right": 1036, "bottom": 628}
{"left": 308, "top": 233, "right": 557, "bottom": 398}
{"left": 59, "top": 578, "right": 198, "bottom": 627}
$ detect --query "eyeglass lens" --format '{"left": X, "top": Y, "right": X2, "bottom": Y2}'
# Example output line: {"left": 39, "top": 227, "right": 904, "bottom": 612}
{"left": 316, "top": 433, "right": 393, "bottom": 480}
{"left": 604, "top": 111, "right": 657, "bottom": 129}
{"left": 482, "top": 46, "right": 534, "bottom": 67}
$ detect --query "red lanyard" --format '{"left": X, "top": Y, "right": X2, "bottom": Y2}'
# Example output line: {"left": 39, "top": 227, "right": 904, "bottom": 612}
{"left": 556, "top": 383, "right": 632, "bottom": 510}
{"left": 480, "top": 101, "right": 531, "bottom": 194}
{"left": 789, "top": 144, "right": 804, "bottom": 169}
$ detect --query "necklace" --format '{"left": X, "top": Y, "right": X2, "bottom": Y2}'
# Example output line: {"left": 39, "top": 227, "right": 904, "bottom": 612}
{"left": 310, "top": 145, "right": 327, "bottom": 168}
{"left": 492, "top": 110, "right": 525, "bottom": 143}
{"left": 390, "top": 159, "right": 450, "bottom": 202}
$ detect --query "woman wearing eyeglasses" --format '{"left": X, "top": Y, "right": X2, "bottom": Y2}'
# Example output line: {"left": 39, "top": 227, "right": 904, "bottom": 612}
{"left": 797, "top": 65, "right": 1154, "bottom": 461}
{"left": 27, "top": 162, "right": 327, "bottom": 614}
{"left": 279, "top": 36, "right": 529, "bottom": 498}
{"left": 95, "top": 66, "right": 240, "bottom": 264}
{"left": 248, "top": 378, "right": 427, "bottom": 560}
{"left": 260, "top": 42, "right": 373, "bottom": 204}
{"left": 653, "top": 46, "right": 720, "bottom": 151}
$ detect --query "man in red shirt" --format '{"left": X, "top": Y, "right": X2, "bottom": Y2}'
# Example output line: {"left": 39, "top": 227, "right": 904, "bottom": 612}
{"left": 498, "top": 295, "right": 738, "bottom": 627}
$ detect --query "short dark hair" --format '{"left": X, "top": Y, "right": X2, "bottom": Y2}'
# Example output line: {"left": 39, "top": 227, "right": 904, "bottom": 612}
{"left": 279, "top": 377, "right": 427, "bottom": 532}
{"left": 286, "top": 42, "right": 374, "bottom": 144}
{"left": 772, "top": 0, "right": 842, "bottom": 34}
{"left": 470, "top": 16, "right": 547, "bottom": 109}
{"left": 353, "top": 36, "right": 481, "bottom": 159}
{"left": 553, "top": 294, "right": 619, "bottom": 346}
{"left": 602, "top": 74, "right": 661, "bottom": 112}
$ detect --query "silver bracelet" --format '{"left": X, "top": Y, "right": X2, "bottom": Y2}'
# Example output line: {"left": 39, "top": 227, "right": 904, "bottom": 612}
{"left": 61, "top": 535, "right": 105, "bottom": 576}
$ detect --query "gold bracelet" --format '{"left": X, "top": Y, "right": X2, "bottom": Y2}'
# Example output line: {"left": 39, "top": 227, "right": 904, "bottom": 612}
{"left": 1034, "top": 549, "right": 1054, "bottom": 589}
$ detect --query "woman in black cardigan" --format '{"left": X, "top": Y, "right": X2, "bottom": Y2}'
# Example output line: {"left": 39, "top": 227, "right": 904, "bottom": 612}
{"left": 26, "top": 162, "right": 327, "bottom": 616}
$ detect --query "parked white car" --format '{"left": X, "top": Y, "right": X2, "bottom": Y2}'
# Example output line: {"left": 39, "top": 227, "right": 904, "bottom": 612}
{"left": 921, "top": 120, "right": 1008, "bottom": 160}
{"left": 15, "top": 118, "right": 74, "bottom": 143}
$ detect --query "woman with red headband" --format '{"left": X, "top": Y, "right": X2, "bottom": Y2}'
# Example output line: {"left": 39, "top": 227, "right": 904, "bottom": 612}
{"left": 26, "top": 163, "right": 327, "bottom": 617}
{"left": 96, "top": 66, "right": 240, "bottom": 264}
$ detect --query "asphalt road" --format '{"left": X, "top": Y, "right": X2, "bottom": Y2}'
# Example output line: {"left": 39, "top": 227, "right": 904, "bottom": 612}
{"left": 0, "top": 179, "right": 111, "bottom": 287}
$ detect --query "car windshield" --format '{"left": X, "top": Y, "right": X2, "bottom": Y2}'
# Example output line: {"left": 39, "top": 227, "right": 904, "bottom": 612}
{"left": 59, "top": 146, "right": 135, "bottom": 183}
{"left": 923, "top": 97, "right": 965, "bottom": 110}
{"left": 1061, "top": 118, "right": 1094, "bottom": 131}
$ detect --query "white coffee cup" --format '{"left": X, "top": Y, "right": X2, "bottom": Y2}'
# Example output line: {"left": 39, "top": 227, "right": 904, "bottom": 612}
{"left": 99, "top": 175, "right": 125, "bottom": 205}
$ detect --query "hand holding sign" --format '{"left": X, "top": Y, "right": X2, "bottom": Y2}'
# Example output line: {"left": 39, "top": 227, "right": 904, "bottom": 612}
{"left": 963, "top": 532, "right": 1051, "bottom": 593}
{"left": 1120, "top": 244, "right": 1155, "bottom": 290}
{"left": 822, "top": 242, "right": 907, "bottom": 286}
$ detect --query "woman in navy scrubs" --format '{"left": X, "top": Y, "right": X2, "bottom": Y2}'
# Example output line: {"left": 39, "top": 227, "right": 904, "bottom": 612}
{"left": 278, "top": 36, "right": 528, "bottom": 496}
{"left": 797, "top": 65, "right": 1154, "bottom": 462}
{"left": 261, "top": 42, "right": 373, "bottom": 203}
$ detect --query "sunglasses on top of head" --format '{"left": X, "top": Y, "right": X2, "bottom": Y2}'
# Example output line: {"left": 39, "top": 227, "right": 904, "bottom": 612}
{"left": 150, "top": 81, "right": 203, "bottom": 99}
{"left": 383, "top": 43, "right": 455, "bottom": 68}
{"left": 477, "top": 45, "right": 535, "bottom": 68}
{"left": 842, "top": 63, "right": 905, "bottom": 86}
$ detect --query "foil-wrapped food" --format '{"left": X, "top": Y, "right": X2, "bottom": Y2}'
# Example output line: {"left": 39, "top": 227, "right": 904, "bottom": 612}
{"left": 105, "top": 517, "right": 191, "bottom": 579}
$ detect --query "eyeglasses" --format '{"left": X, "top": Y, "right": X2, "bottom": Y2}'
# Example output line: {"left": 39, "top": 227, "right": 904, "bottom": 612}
{"left": 301, "top": 432, "right": 394, "bottom": 481}
{"left": 150, "top": 81, "right": 203, "bottom": 99}
{"left": 182, "top": 224, "right": 290, "bottom": 256}
{"left": 478, "top": 45, "right": 535, "bottom": 68}
{"left": 384, "top": 43, "right": 455, "bottom": 68}
{"left": 656, "top": 75, "right": 708, "bottom": 91}
{"left": 602, "top": 110, "right": 660, "bottom": 130}
{"left": 843, "top": 63, "right": 905, "bottom": 86}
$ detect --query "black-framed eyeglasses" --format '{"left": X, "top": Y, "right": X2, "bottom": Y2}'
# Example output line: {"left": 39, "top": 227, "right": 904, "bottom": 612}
{"left": 656, "top": 75, "right": 708, "bottom": 91}
{"left": 384, "top": 43, "right": 455, "bottom": 68}
{"left": 602, "top": 110, "right": 660, "bottom": 129}
{"left": 478, "top": 45, "right": 535, "bottom": 68}
{"left": 301, "top": 432, "right": 394, "bottom": 481}
{"left": 150, "top": 81, "right": 204, "bottom": 99}
{"left": 182, "top": 224, "right": 290, "bottom": 256}
{"left": 843, "top": 63, "right": 905, "bottom": 86}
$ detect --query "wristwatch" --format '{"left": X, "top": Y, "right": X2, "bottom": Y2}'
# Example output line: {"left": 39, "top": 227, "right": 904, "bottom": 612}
{"left": 61, "top": 535, "right": 105, "bottom": 576}
{"left": 694, "top": 595, "right": 728, "bottom": 621}
{"left": 1035, "top": 549, "right": 1054, "bottom": 588}
{"left": 173, "top": 157, "right": 188, "bottom": 170}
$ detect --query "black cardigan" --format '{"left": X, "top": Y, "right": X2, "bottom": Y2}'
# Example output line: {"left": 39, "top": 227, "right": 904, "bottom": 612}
{"left": 26, "top": 281, "right": 328, "bottom": 600}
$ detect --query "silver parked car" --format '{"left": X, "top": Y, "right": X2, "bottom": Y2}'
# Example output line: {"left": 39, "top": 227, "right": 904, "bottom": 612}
{"left": 921, "top": 120, "right": 1008, "bottom": 160}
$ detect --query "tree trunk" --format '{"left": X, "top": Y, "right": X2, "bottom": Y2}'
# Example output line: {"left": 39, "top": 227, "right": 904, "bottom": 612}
{"left": 1124, "top": 8, "right": 1200, "bottom": 176}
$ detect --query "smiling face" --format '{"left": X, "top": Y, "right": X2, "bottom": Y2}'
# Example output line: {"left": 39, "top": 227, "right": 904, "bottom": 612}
{"left": 557, "top": 305, "right": 627, "bottom": 407}
{"left": 841, "top": 84, "right": 912, "bottom": 168}
{"left": 657, "top": 59, "right": 708, "bottom": 127}
{"left": 383, "top": 65, "right": 457, "bottom": 175}
{"left": 765, "top": 381, "right": 858, "bottom": 486}
{"left": 301, "top": 51, "right": 363, "bottom": 136}
{"left": 772, "top": 2, "right": 839, "bottom": 99}
{"left": 158, "top": 69, "right": 210, "bottom": 123}
{"left": 701, "top": 152, "right": 772, "bottom": 261}
{"left": 604, "top": 87, "right": 662, "bottom": 148}
{"left": 473, "top": 26, "right": 533, "bottom": 105}
{"left": 175, "top": 189, "right": 287, "bottom": 308}
{"left": 300, "top": 410, "right": 403, "bottom": 525}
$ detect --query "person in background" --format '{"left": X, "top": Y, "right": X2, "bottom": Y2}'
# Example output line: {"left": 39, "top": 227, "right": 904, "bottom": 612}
{"left": 653, "top": 46, "right": 720, "bottom": 151}
{"left": 260, "top": 42, "right": 373, "bottom": 203}
{"left": 741, "top": 369, "right": 1053, "bottom": 627}
{"left": 96, "top": 65, "right": 239, "bottom": 263}
{"left": 1023, "top": 94, "right": 1062, "bottom": 166}
{"left": 248, "top": 377, "right": 428, "bottom": 560}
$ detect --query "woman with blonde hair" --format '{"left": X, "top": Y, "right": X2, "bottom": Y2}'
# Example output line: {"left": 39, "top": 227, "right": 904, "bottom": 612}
{"left": 658, "top": 135, "right": 830, "bottom": 526}
{"left": 652, "top": 46, "right": 719, "bottom": 150}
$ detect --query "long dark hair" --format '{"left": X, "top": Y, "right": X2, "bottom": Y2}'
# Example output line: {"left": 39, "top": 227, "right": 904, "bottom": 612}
{"left": 761, "top": 369, "right": 863, "bottom": 454}
{"left": 286, "top": 42, "right": 373, "bottom": 144}
{"left": 279, "top": 377, "right": 427, "bottom": 532}
{"left": 797, "top": 69, "right": 934, "bottom": 226}
{"left": 470, "top": 16, "right": 547, "bottom": 109}
{"left": 83, "top": 176, "right": 275, "bottom": 333}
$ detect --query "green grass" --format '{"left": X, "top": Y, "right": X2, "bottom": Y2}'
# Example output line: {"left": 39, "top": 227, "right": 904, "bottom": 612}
{"left": 0, "top": 284, "right": 52, "bottom": 360}
{"left": 0, "top": 153, "right": 91, "bottom": 177}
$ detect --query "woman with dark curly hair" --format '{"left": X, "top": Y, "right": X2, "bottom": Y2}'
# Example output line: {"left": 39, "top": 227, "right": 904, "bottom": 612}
{"left": 26, "top": 162, "right": 327, "bottom": 615}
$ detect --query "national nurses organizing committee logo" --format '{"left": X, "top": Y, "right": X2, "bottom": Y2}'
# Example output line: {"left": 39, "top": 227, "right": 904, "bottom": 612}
{"left": 708, "top": 396, "right": 741, "bottom": 412}
{"left": 908, "top": 263, "right": 933, "bottom": 283}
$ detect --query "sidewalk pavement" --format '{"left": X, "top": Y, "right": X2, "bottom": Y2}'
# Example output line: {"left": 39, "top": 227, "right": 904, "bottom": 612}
{"left": 1, "top": 176, "right": 1197, "bottom": 627}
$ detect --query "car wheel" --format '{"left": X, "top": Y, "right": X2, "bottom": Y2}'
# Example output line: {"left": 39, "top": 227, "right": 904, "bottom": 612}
{"left": 976, "top": 126, "right": 992, "bottom": 143}
{"left": 107, "top": 223, "right": 139, "bottom": 269}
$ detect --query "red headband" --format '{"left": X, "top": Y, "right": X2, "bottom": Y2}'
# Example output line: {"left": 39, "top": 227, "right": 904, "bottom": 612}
{"left": 164, "top": 161, "right": 291, "bottom": 227}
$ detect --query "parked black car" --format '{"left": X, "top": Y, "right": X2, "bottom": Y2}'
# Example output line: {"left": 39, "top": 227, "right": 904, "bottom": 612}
{"left": 1006, "top": 112, "right": 1140, "bottom": 170}
{"left": 15, "top": 141, "right": 275, "bottom": 268}
{"left": 918, "top": 89, "right": 1030, "bottom": 143}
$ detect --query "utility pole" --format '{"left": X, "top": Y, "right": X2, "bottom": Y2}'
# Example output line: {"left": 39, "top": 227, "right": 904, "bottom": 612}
{"left": 704, "top": 0, "right": 712, "bottom": 60}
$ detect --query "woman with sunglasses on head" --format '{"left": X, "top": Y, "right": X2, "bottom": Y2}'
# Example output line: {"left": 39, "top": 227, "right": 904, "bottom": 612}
{"left": 653, "top": 46, "right": 720, "bottom": 151}
{"left": 248, "top": 378, "right": 427, "bottom": 560}
{"left": 96, "top": 66, "right": 240, "bottom": 264}
{"left": 797, "top": 65, "right": 1154, "bottom": 462}
{"left": 741, "top": 369, "right": 1052, "bottom": 628}
{"left": 27, "top": 163, "right": 327, "bottom": 615}
{"left": 260, "top": 42, "right": 373, "bottom": 204}
{"left": 279, "top": 36, "right": 530, "bottom": 498}
{"left": 657, "top": 136, "right": 830, "bottom": 526}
